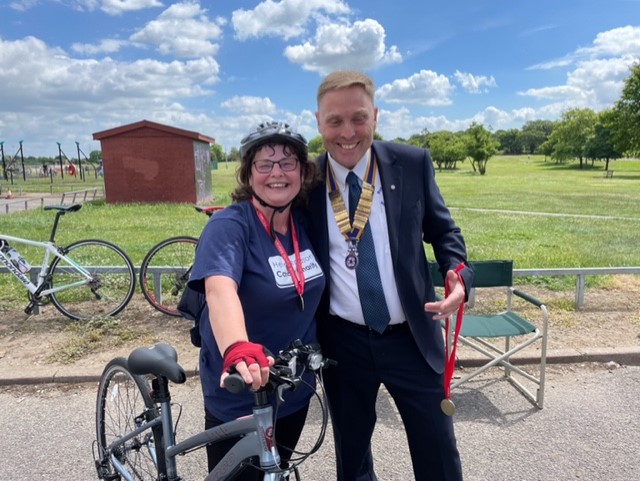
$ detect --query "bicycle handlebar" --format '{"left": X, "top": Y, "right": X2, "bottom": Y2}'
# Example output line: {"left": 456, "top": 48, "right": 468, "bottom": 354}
{"left": 193, "top": 205, "right": 224, "bottom": 217}
{"left": 223, "top": 340, "right": 334, "bottom": 395}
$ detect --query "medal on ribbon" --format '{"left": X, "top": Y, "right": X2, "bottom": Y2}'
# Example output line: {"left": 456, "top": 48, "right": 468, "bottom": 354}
{"left": 441, "top": 263, "right": 466, "bottom": 416}
{"left": 345, "top": 240, "right": 359, "bottom": 269}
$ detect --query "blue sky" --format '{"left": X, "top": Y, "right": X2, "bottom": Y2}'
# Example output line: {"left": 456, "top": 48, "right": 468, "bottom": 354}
{"left": 1, "top": 0, "right": 639, "bottom": 157}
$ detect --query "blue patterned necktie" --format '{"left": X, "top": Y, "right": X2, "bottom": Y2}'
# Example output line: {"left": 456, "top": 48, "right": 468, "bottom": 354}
{"left": 346, "top": 171, "right": 390, "bottom": 333}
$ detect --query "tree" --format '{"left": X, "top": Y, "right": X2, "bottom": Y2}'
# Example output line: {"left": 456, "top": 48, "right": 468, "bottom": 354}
{"left": 538, "top": 137, "right": 555, "bottom": 161}
{"left": 548, "top": 108, "right": 597, "bottom": 167}
{"left": 464, "top": 122, "right": 498, "bottom": 175}
{"left": 519, "top": 120, "right": 555, "bottom": 154}
{"left": 89, "top": 150, "right": 102, "bottom": 163}
{"left": 210, "top": 143, "right": 225, "bottom": 163}
{"left": 427, "top": 131, "right": 467, "bottom": 170}
{"left": 584, "top": 110, "right": 622, "bottom": 170}
{"left": 308, "top": 135, "right": 325, "bottom": 157}
{"left": 494, "top": 129, "right": 523, "bottom": 155}
{"left": 611, "top": 63, "right": 640, "bottom": 156}
{"left": 227, "top": 147, "right": 241, "bottom": 163}
{"left": 407, "top": 128, "right": 429, "bottom": 149}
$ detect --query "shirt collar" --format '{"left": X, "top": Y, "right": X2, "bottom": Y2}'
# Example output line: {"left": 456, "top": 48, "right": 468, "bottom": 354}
{"left": 327, "top": 149, "right": 370, "bottom": 189}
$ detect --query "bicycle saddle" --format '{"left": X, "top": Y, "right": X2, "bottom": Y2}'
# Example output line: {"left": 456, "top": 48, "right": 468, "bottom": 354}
{"left": 128, "top": 343, "right": 187, "bottom": 384}
{"left": 44, "top": 204, "right": 82, "bottom": 213}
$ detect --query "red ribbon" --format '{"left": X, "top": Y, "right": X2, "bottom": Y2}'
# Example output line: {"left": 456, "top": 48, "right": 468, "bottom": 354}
{"left": 443, "top": 263, "right": 466, "bottom": 400}
{"left": 254, "top": 208, "right": 305, "bottom": 302}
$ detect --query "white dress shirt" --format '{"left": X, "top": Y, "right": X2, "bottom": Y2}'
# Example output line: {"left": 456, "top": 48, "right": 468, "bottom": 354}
{"left": 325, "top": 150, "right": 406, "bottom": 325}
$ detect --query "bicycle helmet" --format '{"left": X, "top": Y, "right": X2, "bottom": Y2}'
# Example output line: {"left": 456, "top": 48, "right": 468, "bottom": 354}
{"left": 239, "top": 121, "right": 307, "bottom": 160}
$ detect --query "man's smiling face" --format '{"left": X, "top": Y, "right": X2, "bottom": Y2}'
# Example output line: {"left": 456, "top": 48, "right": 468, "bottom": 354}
{"left": 316, "top": 85, "right": 378, "bottom": 169}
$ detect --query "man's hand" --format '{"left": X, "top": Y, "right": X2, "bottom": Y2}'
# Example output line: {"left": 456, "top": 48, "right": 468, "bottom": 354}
{"left": 424, "top": 269, "right": 465, "bottom": 321}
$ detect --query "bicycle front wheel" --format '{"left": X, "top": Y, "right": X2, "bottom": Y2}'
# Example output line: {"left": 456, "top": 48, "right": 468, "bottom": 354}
{"left": 95, "top": 358, "right": 165, "bottom": 481}
{"left": 49, "top": 239, "right": 136, "bottom": 320}
{"left": 139, "top": 236, "right": 198, "bottom": 316}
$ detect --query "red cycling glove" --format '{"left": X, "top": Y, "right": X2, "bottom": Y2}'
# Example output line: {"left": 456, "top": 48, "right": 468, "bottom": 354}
{"left": 222, "top": 341, "right": 271, "bottom": 374}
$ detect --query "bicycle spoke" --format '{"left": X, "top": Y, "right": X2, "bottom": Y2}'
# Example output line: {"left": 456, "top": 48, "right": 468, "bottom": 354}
{"left": 96, "top": 359, "right": 163, "bottom": 481}
{"left": 49, "top": 240, "right": 135, "bottom": 320}
{"left": 139, "top": 237, "right": 198, "bottom": 316}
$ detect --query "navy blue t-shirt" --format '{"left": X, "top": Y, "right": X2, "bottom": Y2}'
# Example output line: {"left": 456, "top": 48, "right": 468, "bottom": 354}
{"left": 189, "top": 201, "right": 325, "bottom": 421}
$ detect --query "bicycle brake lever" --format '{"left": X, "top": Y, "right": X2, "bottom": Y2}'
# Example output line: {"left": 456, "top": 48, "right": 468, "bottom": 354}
{"left": 275, "top": 378, "right": 299, "bottom": 404}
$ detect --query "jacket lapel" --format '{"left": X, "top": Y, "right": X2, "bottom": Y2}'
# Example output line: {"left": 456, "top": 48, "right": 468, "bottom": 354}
{"left": 373, "top": 142, "right": 402, "bottom": 268}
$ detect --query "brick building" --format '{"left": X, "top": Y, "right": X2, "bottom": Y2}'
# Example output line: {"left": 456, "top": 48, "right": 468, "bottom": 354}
{"left": 92, "top": 120, "right": 215, "bottom": 204}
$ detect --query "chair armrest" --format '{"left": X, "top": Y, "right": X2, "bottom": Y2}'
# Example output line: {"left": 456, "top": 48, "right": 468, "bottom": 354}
{"left": 512, "top": 288, "right": 545, "bottom": 308}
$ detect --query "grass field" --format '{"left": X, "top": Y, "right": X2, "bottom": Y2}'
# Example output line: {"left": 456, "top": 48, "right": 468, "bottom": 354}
{"left": 1, "top": 155, "right": 639, "bottom": 304}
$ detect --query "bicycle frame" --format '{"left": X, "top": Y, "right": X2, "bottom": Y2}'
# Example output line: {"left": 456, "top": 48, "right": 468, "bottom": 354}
{"left": 0, "top": 233, "right": 94, "bottom": 297}
{"left": 105, "top": 384, "right": 287, "bottom": 481}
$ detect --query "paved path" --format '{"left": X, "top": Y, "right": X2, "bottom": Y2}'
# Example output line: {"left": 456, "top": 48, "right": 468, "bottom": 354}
{"left": 0, "top": 191, "right": 103, "bottom": 214}
{"left": 1, "top": 364, "right": 638, "bottom": 480}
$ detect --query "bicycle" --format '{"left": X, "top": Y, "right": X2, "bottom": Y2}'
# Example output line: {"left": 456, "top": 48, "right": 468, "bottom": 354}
{"left": 93, "top": 339, "right": 332, "bottom": 481}
{"left": 0, "top": 204, "right": 136, "bottom": 321}
{"left": 139, "top": 205, "right": 224, "bottom": 316}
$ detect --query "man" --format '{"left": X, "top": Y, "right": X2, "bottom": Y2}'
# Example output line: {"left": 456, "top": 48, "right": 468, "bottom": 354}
{"left": 307, "top": 70, "right": 473, "bottom": 480}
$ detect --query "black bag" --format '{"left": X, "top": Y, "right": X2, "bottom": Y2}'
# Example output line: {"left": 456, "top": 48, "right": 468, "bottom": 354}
{"left": 177, "top": 283, "right": 206, "bottom": 347}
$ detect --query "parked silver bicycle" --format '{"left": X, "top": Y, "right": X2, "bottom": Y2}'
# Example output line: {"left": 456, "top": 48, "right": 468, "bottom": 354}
{"left": 93, "top": 340, "right": 332, "bottom": 480}
{"left": 0, "top": 204, "right": 136, "bottom": 320}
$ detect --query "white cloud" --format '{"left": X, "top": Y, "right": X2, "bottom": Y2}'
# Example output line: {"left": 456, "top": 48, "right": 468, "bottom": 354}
{"left": 576, "top": 25, "right": 640, "bottom": 57}
{"left": 377, "top": 105, "right": 537, "bottom": 140}
{"left": 376, "top": 70, "right": 453, "bottom": 107}
{"left": 376, "top": 107, "right": 471, "bottom": 139}
{"left": 453, "top": 70, "right": 497, "bottom": 94}
{"left": 514, "top": 25, "right": 640, "bottom": 123}
{"left": 469, "top": 106, "right": 513, "bottom": 129}
{"left": 520, "top": 55, "right": 635, "bottom": 110}
{"left": 284, "top": 19, "right": 402, "bottom": 75}
{"left": 232, "top": 0, "right": 350, "bottom": 41}
{"left": 0, "top": 35, "right": 219, "bottom": 154}
{"left": 129, "top": 2, "right": 223, "bottom": 58}
{"left": 529, "top": 25, "right": 640, "bottom": 71}
{"left": 221, "top": 96, "right": 277, "bottom": 115}
{"left": 9, "top": 0, "right": 39, "bottom": 11}
{"left": 72, "top": 38, "right": 128, "bottom": 55}
{"left": 527, "top": 57, "right": 574, "bottom": 71}
{"left": 101, "top": 0, "right": 164, "bottom": 16}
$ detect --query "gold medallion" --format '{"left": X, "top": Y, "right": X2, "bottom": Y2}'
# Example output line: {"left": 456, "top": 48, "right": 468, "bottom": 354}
{"left": 440, "top": 398, "right": 456, "bottom": 416}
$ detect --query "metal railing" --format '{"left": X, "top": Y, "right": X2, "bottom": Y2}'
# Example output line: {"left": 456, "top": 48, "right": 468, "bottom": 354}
{"left": 1, "top": 197, "right": 47, "bottom": 214}
{"left": 513, "top": 267, "right": 640, "bottom": 309}
{"left": 0, "top": 187, "right": 103, "bottom": 214}
{"left": 2, "top": 265, "right": 639, "bottom": 311}
{"left": 60, "top": 188, "right": 100, "bottom": 204}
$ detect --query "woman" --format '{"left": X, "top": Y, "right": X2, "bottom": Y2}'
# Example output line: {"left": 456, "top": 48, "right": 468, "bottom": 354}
{"left": 188, "top": 121, "right": 325, "bottom": 478}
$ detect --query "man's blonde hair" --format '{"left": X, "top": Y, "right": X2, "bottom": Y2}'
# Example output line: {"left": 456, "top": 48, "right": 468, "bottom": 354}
{"left": 316, "top": 70, "right": 375, "bottom": 106}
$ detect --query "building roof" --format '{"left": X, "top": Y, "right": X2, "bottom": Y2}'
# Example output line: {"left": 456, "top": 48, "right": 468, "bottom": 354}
{"left": 92, "top": 119, "right": 215, "bottom": 144}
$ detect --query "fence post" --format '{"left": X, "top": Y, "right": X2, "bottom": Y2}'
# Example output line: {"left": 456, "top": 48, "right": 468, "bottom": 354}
{"left": 575, "top": 274, "right": 586, "bottom": 310}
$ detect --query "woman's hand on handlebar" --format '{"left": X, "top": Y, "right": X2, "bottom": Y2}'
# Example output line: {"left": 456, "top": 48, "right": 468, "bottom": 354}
{"left": 220, "top": 341, "right": 274, "bottom": 391}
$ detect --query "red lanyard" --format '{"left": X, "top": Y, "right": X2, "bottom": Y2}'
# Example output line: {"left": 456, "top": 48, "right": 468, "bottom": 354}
{"left": 442, "top": 263, "right": 466, "bottom": 415}
{"left": 254, "top": 208, "right": 305, "bottom": 309}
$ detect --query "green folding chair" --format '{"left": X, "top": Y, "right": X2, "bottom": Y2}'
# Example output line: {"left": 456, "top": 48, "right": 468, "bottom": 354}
{"left": 430, "top": 260, "right": 549, "bottom": 408}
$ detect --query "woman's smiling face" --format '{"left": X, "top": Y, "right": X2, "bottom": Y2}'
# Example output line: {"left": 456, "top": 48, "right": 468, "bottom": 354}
{"left": 249, "top": 143, "right": 302, "bottom": 210}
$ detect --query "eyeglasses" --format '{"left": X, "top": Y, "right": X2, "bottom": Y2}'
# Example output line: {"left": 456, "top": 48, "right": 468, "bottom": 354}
{"left": 253, "top": 157, "right": 299, "bottom": 174}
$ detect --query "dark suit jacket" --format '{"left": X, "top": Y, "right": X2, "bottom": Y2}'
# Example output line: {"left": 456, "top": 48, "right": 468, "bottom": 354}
{"left": 306, "top": 141, "right": 473, "bottom": 374}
